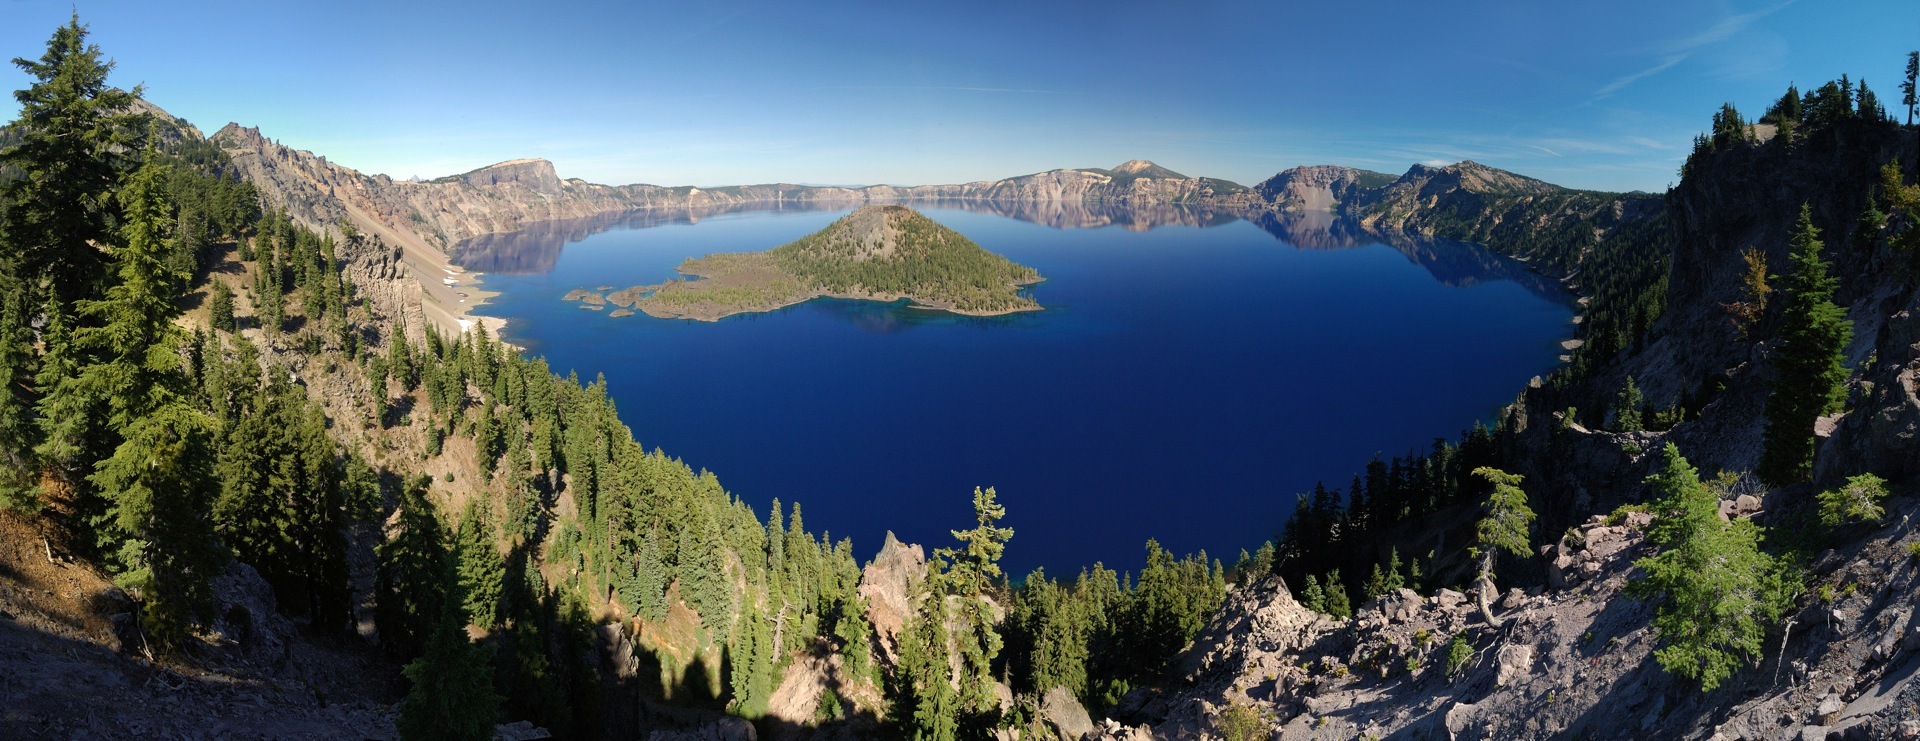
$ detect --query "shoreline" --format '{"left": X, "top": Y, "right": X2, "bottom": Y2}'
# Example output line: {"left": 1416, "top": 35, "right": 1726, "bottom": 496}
{"left": 626, "top": 285, "right": 1048, "bottom": 322}
{"left": 583, "top": 268, "right": 1045, "bottom": 323}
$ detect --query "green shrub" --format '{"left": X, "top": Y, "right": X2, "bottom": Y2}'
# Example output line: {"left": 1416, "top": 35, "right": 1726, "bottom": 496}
{"left": 1445, "top": 635, "right": 1472, "bottom": 677}
{"left": 1218, "top": 701, "right": 1268, "bottom": 741}
{"left": 1818, "top": 473, "right": 1889, "bottom": 529}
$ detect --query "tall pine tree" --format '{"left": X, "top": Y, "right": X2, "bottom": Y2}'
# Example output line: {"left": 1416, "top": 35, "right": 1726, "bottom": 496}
{"left": 91, "top": 403, "right": 224, "bottom": 648}
{"left": 0, "top": 13, "right": 145, "bottom": 305}
{"left": 37, "top": 151, "right": 190, "bottom": 551}
{"left": 1759, "top": 205, "right": 1853, "bottom": 485}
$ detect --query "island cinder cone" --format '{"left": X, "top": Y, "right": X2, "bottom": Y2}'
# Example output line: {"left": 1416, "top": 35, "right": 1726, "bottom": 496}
{"left": 584, "top": 204, "right": 1044, "bottom": 321}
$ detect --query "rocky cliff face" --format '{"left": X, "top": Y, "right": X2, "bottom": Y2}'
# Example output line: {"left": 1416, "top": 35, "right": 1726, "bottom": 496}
{"left": 1251, "top": 165, "right": 1393, "bottom": 212}
{"left": 858, "top": 532, "right": 926, "bottom": 668}
{"left": 458, "top": 158, "right": 564, "bottom": 194}
{"left": 213, "top": 124, "right": 650, "bottom": 251}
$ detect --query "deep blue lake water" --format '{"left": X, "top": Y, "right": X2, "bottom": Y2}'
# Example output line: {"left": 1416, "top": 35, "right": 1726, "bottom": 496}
{"left": 455, "top": 203, "right": 1574, "bottom": 577}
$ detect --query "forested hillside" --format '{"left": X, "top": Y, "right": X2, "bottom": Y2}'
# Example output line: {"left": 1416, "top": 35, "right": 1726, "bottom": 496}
{"left": 0, "top": 17, "right": 1235, "bottom": 740}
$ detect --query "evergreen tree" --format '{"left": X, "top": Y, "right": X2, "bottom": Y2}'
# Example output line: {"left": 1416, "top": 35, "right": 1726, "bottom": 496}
{"left": 376, "top": 478, "right": 450, "bottom": 659}
{"left": 1764, "top": 85, "right": 1802, "bottom": 141}
{"left": 90, "top": 403, "right": 224, "bottom": 648}
{"left": 1299, "top": 574, "right": 1325, "bottom": 613}
{"left": 37, "top": 152, "right": 190, "bottom": 547}
{"left": 1759, "top": 206, "right": 1853, "bottom": 485}
{"left": 893, "top": 565, "right": 959, "bottom": 741}
{"left": 1856, "top": 79, "right": 1888, "bottom": 122}
{"left": 1321, "top": 569, "right": 1352, "bottom": 618}
{"left": 389, "top": 320, "right": 418, "bottom": 392}
{"left": 728, "top": 598, "right": 775, "bottom": 718}
{"left": 1613, "top": 376, "right": 1645, "bottom": 432}
{"left": 675, "top": 506, "right": 734, "bottom": 644}
{"left": 454, "top": 503, "right": 505, "bottom": 629}
{"left": 0, "top": 279, "right": 37, "bottom": 509}
{"left": 1471, "top": 467, "right": 1535, "bottom": 625}
{"left": 214, "top": 379, "right": 351, "bottom": 628}
{"left": 1902, "top": 51, "right": 1917, "bottom": 126}
{"left": 832, "top": 593, "right": 875, "bottom": 682}
{"left": 1383, "top": 548, "right": 1406, "bottom": 593}
{"left": 0, "top": 13, "right": 145, "bottom": 305}
{"left": 208, "top": 279, "right": 235, "bottom": 333}
{"left": 932, "top": 486, "right": 1013, "bottom": 722}
{"left": 1629, "top": 445, "right": 1791, "bottom": 691}
{"left": 1364, "top": 563, "right": 1389, "bottom": 601}
{"left": 1817, "top": 473, "right": 1889, "bottom": 530}
{"left": 398, "top": 607, "right": 502, "bottom": 741}
{"left": 619, "top": 534, "right": 669, "bottom": 624}
{"left": 1709, "top": 102, "right": 1750, "bottom": 148}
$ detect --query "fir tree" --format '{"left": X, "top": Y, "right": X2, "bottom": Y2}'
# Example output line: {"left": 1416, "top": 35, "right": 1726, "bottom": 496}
{"left": 619, "top": 534, "right": 668, "bottom": 624}
{"left": 214, "top": 379, "right": 351, "bottom": 629}
{"left": 1299, "top": 574, "right": 1325, "bottom": 613}
{"left": 1856, "top": 79, "right": 1888, "bottom": 122}
{"left": 1322, "top": 569, "right": 1352, "bottom": 618}
{"left": 728, "top": 599, "right": 775, "bottom": 718}
{"left": 1383, "top": 548, "right": 1406, "bottom": 593}
{"left": 1759, "top": 206, "right": 1853, "bottom": 485}
{"left": 90, "top": 403, "right": 224, "bottom": 648}
{"left": 1630, "top": 445, "right": 1791, "bottom": 691}
{"left": 932, "top": 486, "right": 1013, "bottom": 723}
{"left": 894, "top": 566, "right": 960, "bottom": 741}
{"left": 37, "top": 152, "right": 189, "bottom": 547}
{"left": 376, "top": 478, "right": 450, "bottom": 660}
{"left": 398, "top": 607, "right": 502, "bottom": 741}
{"left": 454, "top": 503, "right": 505, "bottom": 630}
{"left": 1902, "top": 51, "right": 1917, "bottom": 126}
{"left": 0, "top": 13, "right": 145, "bottom": 305}
{"left": 1613, "top": 376, "right": 1645, "bottom": 432}
{"left": 0, "top": 278, "right": 37, "bottom": 509}
{"left": 1364, "top": 563, "right": 1389, "bottom": 601}
{"left": 1471, "top": 467, "right": 1535, "bottom": 626}
{"left": 208, "top": 279, "right": 235, "bottom": 333}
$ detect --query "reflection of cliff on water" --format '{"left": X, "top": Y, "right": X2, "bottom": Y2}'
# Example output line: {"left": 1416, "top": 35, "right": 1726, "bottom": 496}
{"left": 450, "top": 199, "right": 1243, "bottom": 275}
{"left": 455, "top": 199, "right": 1571, "bottom": 307}
{"left": 448, "top": 201, "right": 841, "bottom": 274}
{"left": 1247, "top": 209, "right": 1571, "bottom": 304}
{"left": 940, "top": 199, "right": 1241, "bottom": 232}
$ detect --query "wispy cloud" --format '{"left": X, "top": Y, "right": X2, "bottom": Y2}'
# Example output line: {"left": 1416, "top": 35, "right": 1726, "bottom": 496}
{"left": 817, "top": 84, "right": 1076, "bottom": 96}
{"left": 1590, "top": 1, "right": 1793, "bottom": 100}
{"left": 1594, "top": 54, "right": 1686, "bottom": 98}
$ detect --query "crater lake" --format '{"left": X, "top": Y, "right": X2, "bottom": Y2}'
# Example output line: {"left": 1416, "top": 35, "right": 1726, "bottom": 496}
{"left": 453, "top": 203, "right": 1576, "bottom": 576}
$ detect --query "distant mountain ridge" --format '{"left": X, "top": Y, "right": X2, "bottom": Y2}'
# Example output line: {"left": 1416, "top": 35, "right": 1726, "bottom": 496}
{"left": 205, "top": 109, "right": 1652, "bottom": 348}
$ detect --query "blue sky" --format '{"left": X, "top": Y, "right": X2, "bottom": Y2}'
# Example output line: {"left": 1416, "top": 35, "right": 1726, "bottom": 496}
{"left": 2, "top": 1, "right": 1915, "bottom": 191}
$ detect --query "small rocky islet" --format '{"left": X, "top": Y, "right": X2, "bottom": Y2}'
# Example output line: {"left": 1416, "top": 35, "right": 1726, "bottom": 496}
{"left": 562, "top": 204, "right": 1043, "bottom": 321}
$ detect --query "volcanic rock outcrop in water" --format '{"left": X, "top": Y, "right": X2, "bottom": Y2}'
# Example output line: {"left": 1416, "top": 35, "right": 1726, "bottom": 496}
{"left": 580, "top": 205, "right": 1043, "bottom": 321}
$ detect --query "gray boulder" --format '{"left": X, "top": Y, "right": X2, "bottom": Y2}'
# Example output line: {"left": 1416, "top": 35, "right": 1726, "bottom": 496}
{"left": 1042, "top": 686, "right": 1095, "bottom": 740}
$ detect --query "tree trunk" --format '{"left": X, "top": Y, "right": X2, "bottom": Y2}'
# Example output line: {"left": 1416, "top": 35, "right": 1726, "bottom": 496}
{"left": 1476, "top": 555, "right": 1504, "bottom": 628}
